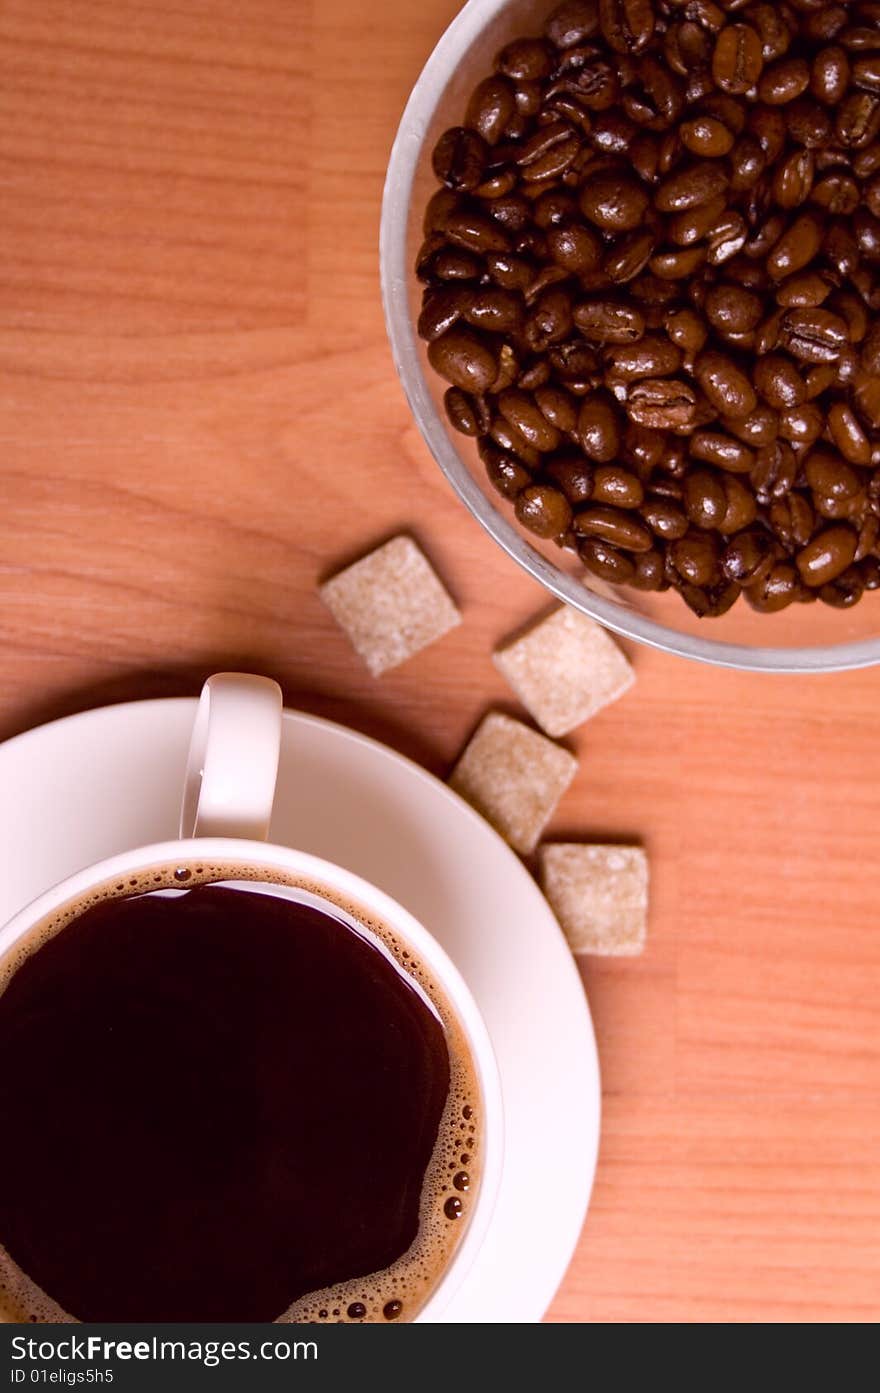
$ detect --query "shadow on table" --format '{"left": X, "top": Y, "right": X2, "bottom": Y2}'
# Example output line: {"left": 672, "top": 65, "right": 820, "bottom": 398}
{"left": 0, "top": 661, "right": 448, "bottom": 778}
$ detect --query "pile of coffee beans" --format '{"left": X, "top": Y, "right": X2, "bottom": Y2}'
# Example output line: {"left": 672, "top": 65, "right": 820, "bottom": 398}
{"left": 417, "top": 0, "right": 880, "bottom": 616}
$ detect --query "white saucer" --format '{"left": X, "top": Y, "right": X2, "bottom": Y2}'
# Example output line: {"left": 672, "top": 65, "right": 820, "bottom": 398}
{"left": 0, "top": 700, "right": 600, "bottom": 1323}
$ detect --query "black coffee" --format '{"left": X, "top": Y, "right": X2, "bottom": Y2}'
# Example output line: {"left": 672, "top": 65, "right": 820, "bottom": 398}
{"left": 0, "top": 871, "right": 480, "bottom": 1323}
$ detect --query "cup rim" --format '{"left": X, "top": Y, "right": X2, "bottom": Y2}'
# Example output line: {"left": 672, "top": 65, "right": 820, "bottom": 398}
{"left": 378, "top": 0, "right": 880, "bottom": 675}
{"left": 0, "top": 837, "right": 504, "bottom": 1325}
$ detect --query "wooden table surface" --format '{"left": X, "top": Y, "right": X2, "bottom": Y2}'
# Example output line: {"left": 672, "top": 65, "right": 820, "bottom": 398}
{"left": 1, "top": 0, "right": 878, "bottom": 1324}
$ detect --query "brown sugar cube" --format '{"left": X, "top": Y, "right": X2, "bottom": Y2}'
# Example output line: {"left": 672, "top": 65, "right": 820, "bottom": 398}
{"left": 449, "top": 712, "right": 577, "bottom": 855}
{"left": 494, "top": 606, "right": 634, "bottom": 738}
{"left": 539, "top": 844, "right": 649, "bottom": 956}
{"left": 320, "top": 536, "right": 461, "bottom": 676}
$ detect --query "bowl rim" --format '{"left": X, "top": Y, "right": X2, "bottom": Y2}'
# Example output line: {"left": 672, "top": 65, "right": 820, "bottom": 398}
{"left": 379, "top": 0, "right": 880, "bottom": 674}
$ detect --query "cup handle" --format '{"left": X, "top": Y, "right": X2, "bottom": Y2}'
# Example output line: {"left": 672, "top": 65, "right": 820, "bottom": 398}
{"left": 180, "top": 673, "right": 283, "bottom": 840}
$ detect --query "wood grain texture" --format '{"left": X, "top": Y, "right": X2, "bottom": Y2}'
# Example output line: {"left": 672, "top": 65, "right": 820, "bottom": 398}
{"left": 1, "top": 0, "right": 879, "bottom": 1324}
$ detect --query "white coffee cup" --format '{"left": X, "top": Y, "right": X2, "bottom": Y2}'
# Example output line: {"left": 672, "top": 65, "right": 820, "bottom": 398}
{"left": 0, "top": 673, "right": 503, "bottom": 1323}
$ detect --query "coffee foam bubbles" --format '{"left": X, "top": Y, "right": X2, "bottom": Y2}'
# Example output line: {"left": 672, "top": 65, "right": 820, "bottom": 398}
{"left": 0, "top": 861, "right": 482, "bottom": 1325}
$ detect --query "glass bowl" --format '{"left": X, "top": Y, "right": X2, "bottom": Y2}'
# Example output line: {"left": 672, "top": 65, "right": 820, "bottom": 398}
{"left": 379, "top": 0, "right": 880, "bottom": 672}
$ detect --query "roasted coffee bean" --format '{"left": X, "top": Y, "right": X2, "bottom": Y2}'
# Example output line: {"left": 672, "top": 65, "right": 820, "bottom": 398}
{"left": 428, "top": 329, "right": 497, "bottom": 393}
{"left": 545, "top": 0, "right": 600, "bottom": 49}
{"left": 622, "top": 420, "right": 665, "bottom": 472}
{"left": 627, "top": 378, "right": 697, "bottom": 429}
{"left": 705, "top": 285, "right": 763, "bottom": 334}
{"left": 853, "top": 56, "right": 880, "bottom": 94}
{"left": 796, "top": 523, "right": 858, "bottom": 585}
{"left": 673, "top": 578, "right": 737, "bottom": 617}
{"left": 748, "top": 5, "right": 793, "bottom": 64}
{"left": 590, "top": 464, "right": 644, "bottom": 508}
{"left": 668, "top": 195, "right": 726, "bottom": 248}
{"left": 480, "top": 441, "right": 533, "bottom": 499}
{"left": 712, "top": 24, "right": 764, "bottom": 96}
{"left": 718, "top": 473, "right": 758, "bottom": 533}
{"left": 805, "top": 449, "right": 862, "bottom": 503}
{"left": 813, "top": 46, "right": 852, "bottom": 104}
{"left": 574, "top": 503, "right": 654, "bottom": 550}
{"left": 422, "top": 0, "right": 880, "bottom": 618}
{"left": 766, "top": 211, "right": 823, "bottom": 279}
{"left": 759, "top": 58, "right": 810, "bottom": 106}
{"left": 680, "top": 114, "right": 735, "bottom": 156}
{"left": 769, "top": 492, "right": 816, "bottom": 550}
{"left": 640, "top": 498, "right": 689, "bottom": 539}
{"left": 828, "top": 402, "right": 872, "bottom": 464}
{"left": 779, "top": 402, "right": 824, "bottom": 447}
{"left": 749, "top": 104, "right": 787, "bottom": 162}
{"left": 706, "top": 211, "right": 749, "bottom": 264}
{"left": 579, "top": 171, "right": 650, "bottom": 229}
{"left": 684, "top": 467, "right": 728, "bottom": 528}
{"left": 485, "top": 252, "right": 533, "bottom": 290}
{"left": 776, "top": 270, "right": 833, "bottom": 307}
{"left": 753, "top": 353, "right": 806, "bottom": 408}
{"left": 418, "top": 287, "right": 465, "bottom": 342}
{"left": 444, "top": 388, "right": 481, "bottom": 436}
{"left": 524, "top": 266, "right": 569, "bottom": 306}
{"left": 863, "top": 555, "right": 880, "bottom": 589}
{"left": 578, "top": 535, "right": 638, "bottom": 581}
{"left": 655, "top": 161, "right": 729, "bottom": 212}
{"left": 785, "top": 97, "right": 833, "bottom": 149}
{"left": 445, "top": 208, "right": 511, "bottom": 253}
{"left": 578, "top": 393, "right": 621, "bottom": 460}
{"left": 752, "top": 440, "right": 797, "bottom": 502}
{"left": 424, "top": 247, "right": 483, "bottom": 282}
{"left": 515, "top": 483, "right": 573, "bottom": 537}
{"left": 729, "top": 136, "right": 768, "bottom": 194}
{"left": 522, "top": 136, "right": 582, "bottom": 181}
{"left": 465, "top": 77, "right": 517, "bottom": 145}
{"left": 459, "top": 287, "right": 525, "bottom": 334}
{"left": 724, "top": 406, "right": 779, "bottom": 447}
{"left": 497, "top": 38, "right": 554, "bottom": 82}
{"left": 518, "top": 358, "right": 553, "bottom": 390}
{"left": 606, "top": 334, "right": 683, "bottom": 381}
{"left": 599, "top": 0, "right": 655, "bottom": 55}
{"left": 498, "top": 389, "right": 562, "bottom": 451}
{"left": 574, "top": 298, "right": 645, "bottom": 342}
{"left": 525, "top": 286, "right": 575, "bottom": 348}
{"left": 854, "top": 207, "right": 880, "bottom": 259}
{"left": 722, "top": 527, "right": 775, "bottom": 585}
{"left": 664, "top": 307, "right": 709, "bottom": 355}
{"left": 549, "top": 339, "right": 601, "bottom": 380}
{"left": 534, "top": 384, "right": 579, "bottom": 434}
{"left": 744, "top": 561, "right": 800, "bottom": 611}
{"left": 779, "top": 306, "right": 849, "bottom": 361}
{"left": 804, "top": 7, "right": 848, "bottom": 46}
{"left": 628, "top": 548, "right": 667, "bottom": 589}
{"left": 490, "top": 414, "right": 542, "bottom": 467}
{"left": 695, "top": 350, "right": 758, "bottom": 417}
{"left": 811, "top": 171, "right": 861, "bottom": 215}
{"left": 670, "top": 530, "right": 720, "bottom": 586}
{"left": 819, "top": 566, "right": 865, "bottom": 607}
{"left": 837, "top": 91, "right": 880, "bottom": 147}
{"left": 689, "top": 430, "right": 756, "bottom": 473}
{"left": 822, "top": 222, "right": 860, "bottom": 277}
{"left": 432, "top": 128, "right": 489, "bottom": 191}
{"left": 835, "top": 291, "right": 868, "bottom": 348}
{"left": 649, "top": 246, "right": 709, "bottom": 279}
{"left": 855, "top": 512, "right": 880, "bottom": 561}
{"left": 545, "top": 455, "right": 594, "bottom": 502}
{"left": 478, "top": 169, "right": 521, "bottom": 202}
{"left": 603, "top": 228, "right": 657, "bottom": 283}
{"left": 547, "top": 223, "right": 603, "bottom": 274}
